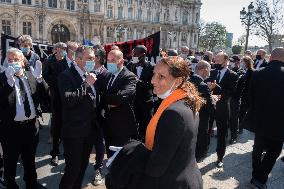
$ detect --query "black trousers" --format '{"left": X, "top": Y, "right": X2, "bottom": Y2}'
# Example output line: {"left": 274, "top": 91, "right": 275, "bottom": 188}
{"left": 59, "top": 135, "right": 94, "bottom": 189}
{"left": 215, "top": 101, "right": 230, "bottom": 161}
{"left": 0, "top": 125, "right": 3, "bottom": 179}
{"left": 93, "top": 127, "right": 105, "bottom": 170}
{"left": 50, "top": 90, "right": 62, "bottom": 158}
{"left": 252, "top": 134, "right": 283, "bottom": 184}
{"left": 195, "top": 113, "right": 210, "bottom": 160}
{"left": 229, "top": 99, "right": 240, "bottom": 140}
{"left": 2, "top": 119, "right": 37, "bottom": 189}
{"left": 135, "top": 102, "right": 153, "bottom": 142}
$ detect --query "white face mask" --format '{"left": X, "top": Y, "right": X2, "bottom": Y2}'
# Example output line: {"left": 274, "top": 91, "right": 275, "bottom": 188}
{"left": 157, "top": 80, "right": 176, "bottom": 99}
{"left": 132, "top": 56, "right": 139, "bottom": 64}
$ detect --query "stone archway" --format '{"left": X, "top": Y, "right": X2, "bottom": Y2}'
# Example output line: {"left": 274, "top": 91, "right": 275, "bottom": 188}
{"left": 51, "top": 24, "right": 70, "bottom": 43}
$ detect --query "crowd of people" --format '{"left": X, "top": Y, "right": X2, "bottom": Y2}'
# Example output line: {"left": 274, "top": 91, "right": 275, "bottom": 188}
{"left": 0, "top": 34, "right": 283, "bottom": 189}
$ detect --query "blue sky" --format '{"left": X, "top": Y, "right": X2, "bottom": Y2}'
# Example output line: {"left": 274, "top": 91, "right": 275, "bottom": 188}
{"left": 200, "top": 0, "right": 268, "bottom": 46}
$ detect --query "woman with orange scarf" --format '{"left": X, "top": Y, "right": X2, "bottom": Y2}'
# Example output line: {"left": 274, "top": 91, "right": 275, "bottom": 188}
{"left": 139, "top": 56, "right": 204, "bottom": 189}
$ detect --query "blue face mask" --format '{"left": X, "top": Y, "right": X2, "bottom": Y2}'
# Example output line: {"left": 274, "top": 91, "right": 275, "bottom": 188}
{"left": 84, "top": 60, "right": 95, "bottom": 72}
{"left": 8, "top": 62, "right": 22, "bottom": 73}
{"left": 60, "top": 50, "right": 67, "bottom": 57}
{"left": 20, "top": 47, "right": 30, "bottom": 55}
{"left": 107, "top": 62, "right": 118, "bottom": 74}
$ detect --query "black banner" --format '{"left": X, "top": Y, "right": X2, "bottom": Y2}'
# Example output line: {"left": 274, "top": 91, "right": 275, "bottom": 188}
{"left": 104, "top": 31, "right": 160, "bottom": 60}
{"left": 1, "top": 34, "right": 53, "bottom": 64}
{"left": 1, "top": 32, "right": 160, "bottom": 64}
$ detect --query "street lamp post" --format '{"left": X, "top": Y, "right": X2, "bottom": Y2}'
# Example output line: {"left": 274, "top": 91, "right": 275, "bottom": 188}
{"left": 240, "top": 2, "right": 254, "bottom": 51}
{"left": 240, "top": 2, "right": 257, "bottom": 51}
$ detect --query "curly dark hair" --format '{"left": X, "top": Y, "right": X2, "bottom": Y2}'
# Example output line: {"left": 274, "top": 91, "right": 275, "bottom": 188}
{"left": 159, "top": 56, "right": 204, "bottom": 114}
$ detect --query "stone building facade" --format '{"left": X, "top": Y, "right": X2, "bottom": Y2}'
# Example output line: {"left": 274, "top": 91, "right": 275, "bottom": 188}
{"left": 0, "top": 0, "right": 201, "bottom": 49}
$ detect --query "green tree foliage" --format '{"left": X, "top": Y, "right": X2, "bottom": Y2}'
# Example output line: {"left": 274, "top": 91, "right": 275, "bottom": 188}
{"left": 251, "top": 0, "right": 284, "bottom": 52}
{"left": 199, "top": 22, "right": 228, "bottom": 51}
{"left": 232, "top": 45, "right": 243, "bottom": 54}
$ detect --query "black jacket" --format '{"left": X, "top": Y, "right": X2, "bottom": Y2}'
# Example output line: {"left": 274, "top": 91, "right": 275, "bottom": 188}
{"left": 207, "top": 69, "right": 238, "bottom": 118}
{"left": 106, "top": 100, "right": 203, "bottom": 189}
{"left": 139, "top": 100, "right": 203, "bottom": 189}
{"left": 190, "top": 75, "right": 215, "bottom": 116}
{"left": 254, "top": 59, "right": 268, "bottom": 69}
{"left": 0, "top": 71, "right": 48, "bottom": 126}
{"left": 57, "top": 65, "right": 97, "bottom": 138}
{"left": 100, "top": 67, "right": 138, "bottom": 137}
{"left": 106, "top": 140, "right": 150, "bottom": 189}
{"left": 249, "top": 60, "right": 284, "bottom": 140}
{"left": 128, "top": 61, "right": 154, "bottom": 104}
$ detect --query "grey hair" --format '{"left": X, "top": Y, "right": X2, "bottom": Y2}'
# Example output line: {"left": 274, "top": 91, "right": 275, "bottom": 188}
{"left": 75, "top": 46, "right": 94, "bottom": 59}
{"left": 195, "top": 60, "right": 211, "bottom": 73}
{"left": 54, "top": 42, "right": 67, "bottom": 49}
{"left": 18, "top": 35, "right": 33, "bottom": 45}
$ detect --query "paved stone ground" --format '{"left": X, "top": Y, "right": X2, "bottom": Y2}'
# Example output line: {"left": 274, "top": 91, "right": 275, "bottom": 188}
{"left": 13, "top": 113, "right": 284, "bottom": 189}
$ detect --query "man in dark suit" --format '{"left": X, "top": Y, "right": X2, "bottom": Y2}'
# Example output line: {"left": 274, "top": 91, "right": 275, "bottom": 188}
{"left": 190, "top": 60, "right": 215, "bottom": 162}
{"left": 249, "top": 47, "right": 284, "bottom": 189}
{"left": 0, "top": 48, "right": 48, "bottom": 189}
{"left": 0, "top": 72, "right": 6, "bottom": 188}
{"left": 229, "top": 55, "right": 246, "bottom": 143}
{"left": 207, "top": 52, "right": 239, "bottom": 168}
{"left": 254, "top": 49, "right": 268, "bottom": 70}
{"left": 58, "top": 46, "right": 98, "bottom": 189}
{"left": 42, "top": 42, "right": 69, "bottom": 165}
{"left": 91, "top": 48, "right": 108, "bottom": 186}
{"left": 128, "top": 45, "right": 154, "bottom": 141}
{"left": 100, "top": 49, "right": 138, "bottom": 157}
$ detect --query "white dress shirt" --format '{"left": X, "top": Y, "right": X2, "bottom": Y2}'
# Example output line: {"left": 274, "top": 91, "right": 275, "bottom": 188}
{"left": 218, "top": 67, "right": 228, "bottom": 83}
{"left": 107, "top": 66, "right": 124, "bottom": 89}
{"left": 66, "top": 56, "right": 73, "bottom": 68}
{"left": 74, "top": 64, "right": 96, "bottom": 95}
{"left": 136, "top": 66, "right": 143, "bottom": 79}
{"left": 8, "top": 75, "right": 36, "bottom": 121}
{"left": 255, "top": 59, "right": 264, "bottom": 70}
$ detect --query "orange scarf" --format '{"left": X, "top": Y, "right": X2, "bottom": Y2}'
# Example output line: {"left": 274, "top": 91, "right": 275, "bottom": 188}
{"left": 145, "top": 89, "right": 187, "bottom": 151}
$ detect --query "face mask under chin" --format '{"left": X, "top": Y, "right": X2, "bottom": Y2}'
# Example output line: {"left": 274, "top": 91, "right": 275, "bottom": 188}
{"left": 157, "top": 80, "right": 177, "bottom": 99}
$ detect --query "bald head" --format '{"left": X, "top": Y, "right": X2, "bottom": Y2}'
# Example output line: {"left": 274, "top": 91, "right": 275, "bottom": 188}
{"left": 270, "top": 47, "right": 284, "bottom": 62}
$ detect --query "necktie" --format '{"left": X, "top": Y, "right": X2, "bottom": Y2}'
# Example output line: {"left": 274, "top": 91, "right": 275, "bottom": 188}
{"left": 17, "top": 76, "right": 31, "bottom": 118}
{"left": 255, "top": 60, "right": 260, "bottom": 69}
{"left": 217, "top": 70, "right": 221, "bottom": 83}
{"left": 83, "top": 74, "right": 95, "bottom": 97}
{"left": 107, "top": 75, "right": 115, "bottom": 90}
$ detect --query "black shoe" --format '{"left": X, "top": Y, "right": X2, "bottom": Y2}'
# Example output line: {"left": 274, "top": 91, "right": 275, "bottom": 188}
{"left": 50, "top": 156, "right": 59, "bottom": 166}
{"left": 0, "top": 178, "right": 7, "bottom": 188}
{"left": 26, "top": 182, "right": 46, "bottom": 189}
{"left": 216, "top": 160, "right": 224, "bottom": 168}
{"left": 229, "top": 139, "right": 237, "bottom": 144}
{"left": 281, "top": 156, "right": 284, "bottom": 162}
{"left": 250, "top": 178, "right": 267, "bottom": 189}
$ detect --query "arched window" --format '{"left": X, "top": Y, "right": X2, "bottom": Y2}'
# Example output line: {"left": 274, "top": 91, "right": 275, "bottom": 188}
{"left": 51, "top": 24, "right": 70, "bottom": 43}
{"left": 107, "top": 5, "right": 113, "bottom": 18}
{"left": 23, "top": 22, "right": 32, "bottom": 36}
{"left": 2, "top": 20, "right": 11, "bottom": 35}
{"left": 118, "top": 6, "right": 123, "bottom": 19}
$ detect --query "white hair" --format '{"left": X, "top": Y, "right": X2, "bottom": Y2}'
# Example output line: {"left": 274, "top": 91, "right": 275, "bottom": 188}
{"left": 6, "top": 48, "right": 23, "bottom": 56}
